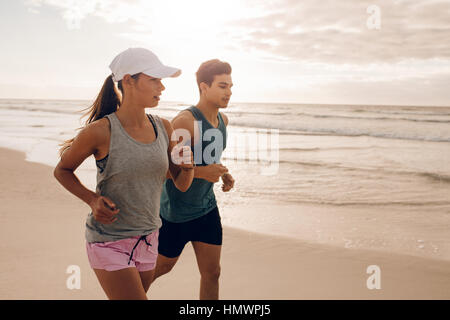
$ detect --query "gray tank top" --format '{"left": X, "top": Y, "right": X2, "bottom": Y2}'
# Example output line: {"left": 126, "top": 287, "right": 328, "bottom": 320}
{"left": 85, "top": 112, "right": 169, "bottom": 243}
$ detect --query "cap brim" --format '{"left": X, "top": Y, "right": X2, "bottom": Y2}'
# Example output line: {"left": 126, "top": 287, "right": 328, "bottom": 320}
{"left": 142, "top": 65, "right": 181, "bottom": 78}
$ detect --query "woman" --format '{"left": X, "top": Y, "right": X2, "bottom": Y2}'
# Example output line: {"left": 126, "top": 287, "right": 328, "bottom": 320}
{"left": 54, "top": 48, "right": 194, "bottom": 300}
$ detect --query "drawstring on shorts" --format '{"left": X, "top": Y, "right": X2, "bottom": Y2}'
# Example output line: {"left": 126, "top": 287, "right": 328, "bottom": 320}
{"left": 128, "top": 235, "right": 152, "bottom": 265}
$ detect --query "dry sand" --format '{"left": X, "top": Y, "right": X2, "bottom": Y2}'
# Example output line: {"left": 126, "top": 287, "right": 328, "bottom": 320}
{"left": 0, "top": 147, "right": 449, "bottom": 299}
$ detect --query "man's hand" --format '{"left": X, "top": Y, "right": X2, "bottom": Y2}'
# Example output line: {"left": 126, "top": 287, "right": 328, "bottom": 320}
{"left": 221, "top": 173, "right": 235, "bottom": 192}
{"left": 199, "top": 164, "right": 228, "bottom": 183}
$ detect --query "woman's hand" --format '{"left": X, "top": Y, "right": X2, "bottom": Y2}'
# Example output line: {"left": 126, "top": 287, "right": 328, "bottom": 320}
{"left": 162, "top": 117, "right": 195, "bottom": 192}
{"left": 89, "top": 195, "right": 120, "bottom": 224}
{"left": 171, "top": 145, "right": 194, "bottom": 171}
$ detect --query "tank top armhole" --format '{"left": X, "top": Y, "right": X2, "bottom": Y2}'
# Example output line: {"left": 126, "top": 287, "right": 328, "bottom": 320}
{"left": 186, "top": 106, "right": 200, "bottom": 120}
{"left": 185, "top": 107, "right": 203, "bottom": 149}
{"left": 218, "top": 112, "right": 225, "bottom": 126}
{"left": 217, "top": 112, "right": 227, "bottom": 151}
{"left": 153, "top": 115, "right": 170, "bottom": 149}
{"left": 147, "top": 114, "right": 158, "bottom": 139}
{"left": 96, "top": 114, "right": 114, "bottom": 176}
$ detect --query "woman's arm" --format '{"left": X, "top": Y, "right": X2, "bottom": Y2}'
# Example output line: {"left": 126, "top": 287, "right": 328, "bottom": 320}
{"left": 161, "top": 118, "right": 194, "bottom": 192}
{"left": 53, "top": 119, "right": 119, "bottom": 224}
{"left": 165, "top": 112, "right": 229, "bottom": 183}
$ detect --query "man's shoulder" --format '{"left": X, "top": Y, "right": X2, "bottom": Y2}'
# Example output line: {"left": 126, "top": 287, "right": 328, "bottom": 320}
{"left": 172, "top": 109, "right": 196, "bottom": 132}
{"left": 220, "top": 112, "right": 228, "bottom": 126}
{"left": 175, "top": 109, "right": 195, "bottom": 120}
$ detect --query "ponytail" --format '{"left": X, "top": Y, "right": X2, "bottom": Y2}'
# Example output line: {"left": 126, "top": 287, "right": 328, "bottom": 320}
{"left": 58, "top": 75, "right": 120, "bottom": 156}
{"left": 85, "top": 75, "right": 121, "bottom": 124}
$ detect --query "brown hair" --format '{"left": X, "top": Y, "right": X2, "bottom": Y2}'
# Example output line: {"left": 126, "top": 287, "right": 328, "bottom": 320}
{"left": 196, "top": 59, "right": 232, "bottom": 94}
{"left": 58, "top": 73, "right": 140, "bottom": 156}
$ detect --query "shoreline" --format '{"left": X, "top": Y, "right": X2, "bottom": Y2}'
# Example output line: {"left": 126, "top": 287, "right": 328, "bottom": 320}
{"left": 1, "top": 147, "right": 449, "bottom": 299}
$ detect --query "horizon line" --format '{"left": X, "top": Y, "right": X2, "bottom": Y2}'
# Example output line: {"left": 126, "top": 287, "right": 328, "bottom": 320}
{"left": 0, "top": 97, "right": 449, "bottom": 109}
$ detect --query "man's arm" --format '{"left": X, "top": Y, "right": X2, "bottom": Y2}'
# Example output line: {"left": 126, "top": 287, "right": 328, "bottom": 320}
{"left": 219, "top": 111, "right": 234, "bottom": 191}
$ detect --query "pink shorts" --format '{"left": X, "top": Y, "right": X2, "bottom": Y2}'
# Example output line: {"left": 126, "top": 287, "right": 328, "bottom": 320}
{"left": 86, "top": 230, "right": 159, "bottom": 272}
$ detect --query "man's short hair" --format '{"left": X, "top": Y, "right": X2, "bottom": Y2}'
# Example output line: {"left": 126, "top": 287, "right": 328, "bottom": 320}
{"left": 196, "top": 59, "right": 232, "bottom": 94}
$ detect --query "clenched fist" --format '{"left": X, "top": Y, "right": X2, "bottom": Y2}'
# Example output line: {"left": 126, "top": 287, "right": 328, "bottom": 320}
{"left": 221, "top": 173, "right": 235, "bottom": 192}
{"left": 171, "top": 145, "right": 194, "bottom": 170}
{"left": 89, "top": 195, "right": 119, "bottom": 224}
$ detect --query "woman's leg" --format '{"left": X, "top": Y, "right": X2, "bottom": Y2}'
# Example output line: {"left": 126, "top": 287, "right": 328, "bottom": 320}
{"left": 139, "top": 269, "right": 156, "bottom": 293}
{"left": 93, "top": 267, "right": 148, "bottom": 300}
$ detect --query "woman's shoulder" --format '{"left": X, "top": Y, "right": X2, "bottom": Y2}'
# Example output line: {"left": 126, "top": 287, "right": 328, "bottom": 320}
{"left": 77, "top": 117, "right": 111, "bottom": 143}
{"left": 86, "top": 117, "right": 110, "bottom": 133}
{"left": 155, "top": 116, "right": 172, "bottom": 133}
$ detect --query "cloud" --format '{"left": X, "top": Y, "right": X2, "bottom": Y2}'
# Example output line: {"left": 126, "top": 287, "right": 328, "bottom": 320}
{"left": 24, "top": 0, "right": 450, "bottom": 63}
{"left": 25, "top": 0, "right": 145, "bottom": 30}
{"left": 223, "top": 0, "right": 450, "bottom": 64}
{"left": 20, "top": 0, "right": 450, "bottom": 106}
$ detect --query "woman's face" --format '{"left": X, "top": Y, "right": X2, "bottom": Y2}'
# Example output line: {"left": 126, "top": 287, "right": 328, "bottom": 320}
{"left": 128, "top": 73, "right": 166, "bottom": 108}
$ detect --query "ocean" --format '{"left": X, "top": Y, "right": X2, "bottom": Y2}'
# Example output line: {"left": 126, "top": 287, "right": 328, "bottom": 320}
{"left": 1, "top": 98, "right": 449, "bottom": 260}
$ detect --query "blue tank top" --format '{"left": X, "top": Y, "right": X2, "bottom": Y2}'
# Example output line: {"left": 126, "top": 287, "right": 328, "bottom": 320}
{"left": 160, "top": 106, "right": 227, "bottom": 223}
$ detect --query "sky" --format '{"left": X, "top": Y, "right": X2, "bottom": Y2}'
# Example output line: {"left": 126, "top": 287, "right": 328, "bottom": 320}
{"left": 0, "top": 0, "right": 449, "bottom": 106}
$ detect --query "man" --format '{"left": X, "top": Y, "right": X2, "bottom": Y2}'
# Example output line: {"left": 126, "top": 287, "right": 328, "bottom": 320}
{"left": 152, "top": 59, "right": 234, "bottom": 300}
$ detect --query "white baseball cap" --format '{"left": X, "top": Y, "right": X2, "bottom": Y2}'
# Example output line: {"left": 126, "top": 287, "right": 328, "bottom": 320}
{"left": 109, "top": 48, "right": 181, "bottom": 82}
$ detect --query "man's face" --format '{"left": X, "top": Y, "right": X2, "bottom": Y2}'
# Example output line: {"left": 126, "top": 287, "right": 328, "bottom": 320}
{"left": 203, "top": 74, "right": 233, "bottom": 108}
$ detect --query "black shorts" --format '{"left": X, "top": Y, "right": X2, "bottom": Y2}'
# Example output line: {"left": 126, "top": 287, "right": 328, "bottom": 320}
{"left": 158, "top": 206, "right": 223, "bottom": 258}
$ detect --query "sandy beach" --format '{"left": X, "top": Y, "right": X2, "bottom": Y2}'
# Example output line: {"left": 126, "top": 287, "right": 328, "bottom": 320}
{"left": 1, "top": 147, "right": 449, "bottom": 300}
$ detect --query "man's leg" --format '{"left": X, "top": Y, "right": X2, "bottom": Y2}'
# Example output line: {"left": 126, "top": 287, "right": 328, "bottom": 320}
{"left": 151, "top": 216, "right": 186, "bottom": 285}
{"left": 192, "top": 241, "right": 222, "bottom": 300}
